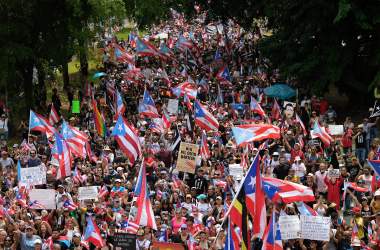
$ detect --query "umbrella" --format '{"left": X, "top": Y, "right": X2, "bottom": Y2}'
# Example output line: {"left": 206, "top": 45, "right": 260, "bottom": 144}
{"left": 264, "top": 83, "right": 296, "bottom": 100}
{"left": 92, "top": 72, "right": 107, "bottom": 79}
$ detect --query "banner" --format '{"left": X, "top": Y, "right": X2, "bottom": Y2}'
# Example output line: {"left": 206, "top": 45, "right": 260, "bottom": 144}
{"left": 151, "top": 242, "right": 185, "bottom": 250}
{"left": 113, "top": 233, "right": 136, "bottom": 249}
{"left": 279, "top": 215, "right": 301, "bottom": 240}
{"left": 72, "top": 100, "right": 80, "bottom": 113}
{"left": 29, "top": 189, "right": 56, "bottom": 209}
{"left": 78, "top": 186, "right": 99, "bottom": 200}
{"left": 300, "top": 215, "right": 331, "bottom": 241}
{"left": 176, "top": 142, "right": 199, "bottom": 174}
{"left": 167, "top": 99, "right": 179, "bottom": 114}
{"left": 20, "top": 165, "right": 46, "bottom": 186}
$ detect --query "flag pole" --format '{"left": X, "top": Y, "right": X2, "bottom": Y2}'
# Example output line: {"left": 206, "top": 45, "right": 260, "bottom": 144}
{"left": 213, "top": 153, "right": 259, "bottom": 243}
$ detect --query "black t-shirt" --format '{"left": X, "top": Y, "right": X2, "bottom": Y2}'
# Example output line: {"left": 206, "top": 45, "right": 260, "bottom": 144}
{"left": 355, "top": 132, "right": 366, "bottom": 148}
{"left": 347, "top": 164, "right": 361, "bottom": 181}
{"left": 273, "top": 164, "right": 290, "bottom": 180}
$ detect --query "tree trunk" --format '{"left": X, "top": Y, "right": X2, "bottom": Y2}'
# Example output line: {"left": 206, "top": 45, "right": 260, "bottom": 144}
{"left": 36, "top": 62, "right": 47, "bottom": 111}
{"left": 22, "top": 62, "right": 34, "bottom": 116}
{"left": 79, "top": 38, "right": 88, "bottom": 88}
{"left": 62, "top": 61, "right": 70, "bottom": 90}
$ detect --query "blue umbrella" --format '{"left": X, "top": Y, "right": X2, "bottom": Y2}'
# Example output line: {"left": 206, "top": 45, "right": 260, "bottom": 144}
{"left": 264, "top": 83, "right": 296, "bottom": 100}
{"left": 92, "top": 72, "right": 107, "bottom": 79}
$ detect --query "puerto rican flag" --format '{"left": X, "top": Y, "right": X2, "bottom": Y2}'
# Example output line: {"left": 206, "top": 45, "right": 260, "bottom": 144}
{"left": 216, "top": 66, "right": 232, "bottom": 85}
{"left": 310, "top": 120, "right": 333, "bottom": 146}
{"left": 295, "top": 113, "right": 307, "bottom": 136}
{"left": 149, "top": 118, "right": 164, "bottom": 134}
{"left": 162, "top": 110, "right": 171, "bottom": 130}
{"left": 232, "top": 124, "right": 280, "bottom": 146}
{"left": 29, "top": 110, "right": 57, "bottom": 138}
{"left": 243, "top": 155, "right": 267, "bottom": 237}
{"left": 250, "top": 96, "right": 266, "bottom": 117}
{"left": 158, "top": 43, "right": 174, "bottom": 59}
{"left": 121, "top": 219, "right": 139, "bottom": 234}
{"left": 28, "top": 200, "right": 46, "bottom": 209}
{"left": 63, "top": 200, "right": 78, "bottom": 211}
{"left": 111, "top": 115, "right": 141, "bottom": 165}
{"left": 172, "top": 81, "right": 198, "bottom": 100}
{"left": 262, "top": 210, "right": 283, "bottom": 250}
{"left": 55, "top": 133, "right": 71, "bottom": 179}
{"left": 296, "top": 202, "right": 318, "bottom": 216}
{"left": 176, "top": 35, "right": 193, "bottom": 51}
{"left": 113, "top": 43, "right": 135, "bottom": 64}
{"left": 183, "top": 93, "right": 193, "bottom": 111}
{"left": 98, "top": 186, "right": 109, "bottom": 199}
{"left": 200, "top": 130, "right": 210, "bottom": 160}
{"left": 138, "top": 90, "right": 160, "bottom": 118}
{"left": 83, "top": 216, "right": 105, "bottom": 248}
{"left": 159, "top": 68, "right": 172, "bottom": 87}
{"left": 133, "top": 161, "right": 157, "bottom": 230}
{"left": 115, "top": 90, "right": 126, "bottom": 119}
{"left": 194, "top": 101, "right": 219, "bottom": 132}
{"left": 49, "top": 104, "right": 60, "bottom": 125}
{"left": 136, "top": 37, "right": 159, "bottom": 57}
{"left": 72, "top": 166, "right": 85, "bottom": 184}
{"left": 368, "top": 160, "right": 380, "bottom": 176}
{"left": 262, "top": 177, "right": 315, "bottom": 203}
{"left": 61, "top": 121, "right": 88, "bottom": 158}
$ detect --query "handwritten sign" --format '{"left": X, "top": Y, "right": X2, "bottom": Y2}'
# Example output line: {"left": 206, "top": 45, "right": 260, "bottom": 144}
{"left": 20, "top": 166, "right": 46, "bottom": 186}
{"left": 228, "top": 164, "right": 243, "bottom": 179}
{"left": 176, "top": 142, "right": 199, "bottom": 174}
{"left": 114, "top": 233, "right": 136, "bottom": 249}
{"left": 29, "top": 189, "right": 56, "bottom": 209}
{"left": 300, "top": 215, "right": 331, "bottom": 241}
{"left": 167, "top": 99, "right": 179, "bottom": 115}
{"left": 328, "top": 169, "right": 340, "bottom": 178}
{"left": 279, "top": 215, "right": 301, "bottom": 240}
{"left": 328, "top": 125, "right": 344, "bottom": 136}
{"left": 78, "top": 186, "right": 99, "bottom": 200}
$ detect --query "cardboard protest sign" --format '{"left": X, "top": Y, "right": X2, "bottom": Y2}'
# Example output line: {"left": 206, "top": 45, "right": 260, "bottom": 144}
{"left": 300, "top": 215, "right": 331, "bottom": 241}
{"left": 113, "top": 233, "right": 136, "bottom": 249}
{"left": 328, "top": 169, "right": 340, "bottom": 178}
{"left": 78, "top": 186, "right": 99, "bottom": 200}
{"left": 29, "top": 189, "right": 56, "bottom": 209}
{"left": 20, "top": 166, "right": 46, "bottom": 186}
{"left": 176, "top": 142, "right": 199, "bottom": 174}
{"left": 328, "top": 125, "right": 344, "bottom": 136}
{"left": 167, "top": 99, "right": 179, "bottom": 114}
{"left": 151, "top": 242, "right": 185, "bottom": 250}
{"left": 279, "top": 215, "right": 301, "bottom": 240}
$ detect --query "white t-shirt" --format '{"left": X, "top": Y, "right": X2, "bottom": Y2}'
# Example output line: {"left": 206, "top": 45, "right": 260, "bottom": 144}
{"left": 0, "top": 157, "right": 14, "bottom": 169}
{"left": 291, "top": 162, "right": 306, "bottom": 178}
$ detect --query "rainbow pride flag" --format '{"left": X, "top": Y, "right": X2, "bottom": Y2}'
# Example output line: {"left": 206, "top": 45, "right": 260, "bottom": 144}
{"left": 92, "top": 99, "right": 106, "bottom": 137}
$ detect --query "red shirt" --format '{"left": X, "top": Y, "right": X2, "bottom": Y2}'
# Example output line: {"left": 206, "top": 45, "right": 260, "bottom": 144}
{"left": 324, "top": 176, "right": 343, "bottom": 209}
{"left": 290, "top": 149, "right": 304, "bottom": 162}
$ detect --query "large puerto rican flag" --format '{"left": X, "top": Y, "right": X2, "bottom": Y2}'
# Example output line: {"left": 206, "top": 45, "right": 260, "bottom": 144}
{"left": 29, "top": 110, "right": 57, "bottom": 138}
{"left": 172, "top": 81, "right": 198, "bottom": 100}
{"left": 231, "top": 124, "right": 280, "bottom": 146}
{"left": 83, "top": 216, "right": 105, "bottom": 248}
{"left": 54, "top": 133, "right": 71, "bottom": 179}
{"left": 133, "top": 160, "right": 157, "bottom": 230}
{"left": 112, "top": 115, "right": 141, "bottom": 165}
{"left": 194, "top": 101, "right": 219, "bottom": 132}
{"left": 113, "top": 43, "right": 135, "bottom": 64}
{"left": 61, "top": 121, "right": 88, "bottom": 158}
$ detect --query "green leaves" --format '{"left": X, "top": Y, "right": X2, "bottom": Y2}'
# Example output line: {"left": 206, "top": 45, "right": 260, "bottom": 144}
{"left": 334, "top": 0, "right": 351, "bottom": 23}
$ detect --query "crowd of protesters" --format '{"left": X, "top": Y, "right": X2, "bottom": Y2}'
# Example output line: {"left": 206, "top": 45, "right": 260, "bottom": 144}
{"left": 0, "top": 7, "right": 380, "bottom": 250}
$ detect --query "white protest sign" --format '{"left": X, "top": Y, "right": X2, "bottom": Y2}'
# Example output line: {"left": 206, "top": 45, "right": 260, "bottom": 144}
{"left": 283, "top": 101, "right": 296, "bottom": 108}
{"left": 78, "top": 186, "right": 99, "bottom": 200}
{"left": 29, "top": 189, "right": 56, "bottom": 209}
{"left": 328, "top": 169, "right": 340, "bottom": 178}
{"left": 328, "top": 125, "right": 344, "bottom": 135}
{"left": 279, "top": 215, "right": 301, "bottom": 240}
{"left": 20, "top": 166, "right": 46, "bottom": 186}
{"left": 228, "top": 164, "right": 243, "bottom": 179}
{"left": 167, "top": 99, "right": 179, "bottom": 114}
{"left": 300, "top": 215, "right": 331, "bottom": 241}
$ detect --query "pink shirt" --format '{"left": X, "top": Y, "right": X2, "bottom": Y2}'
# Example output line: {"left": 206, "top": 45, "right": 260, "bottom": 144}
{"left": 171, "top": 217, "right": 186, "bottom": 234}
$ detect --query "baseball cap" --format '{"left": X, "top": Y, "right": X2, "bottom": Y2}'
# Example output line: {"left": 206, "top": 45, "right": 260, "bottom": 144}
{"left": 272, "top": 152, "right": 279, "bottom": 156}
{"left": 34, "top": 239, "right": 42, "bottom": 245}
{"left": 216, "top": 196, "right": 222, "bottom": 200}
{"left": 73, "top": 232, "right": 81, "bottom": 238}
{"left": 181, "top": 224, "right": 187, "bottom": 229}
